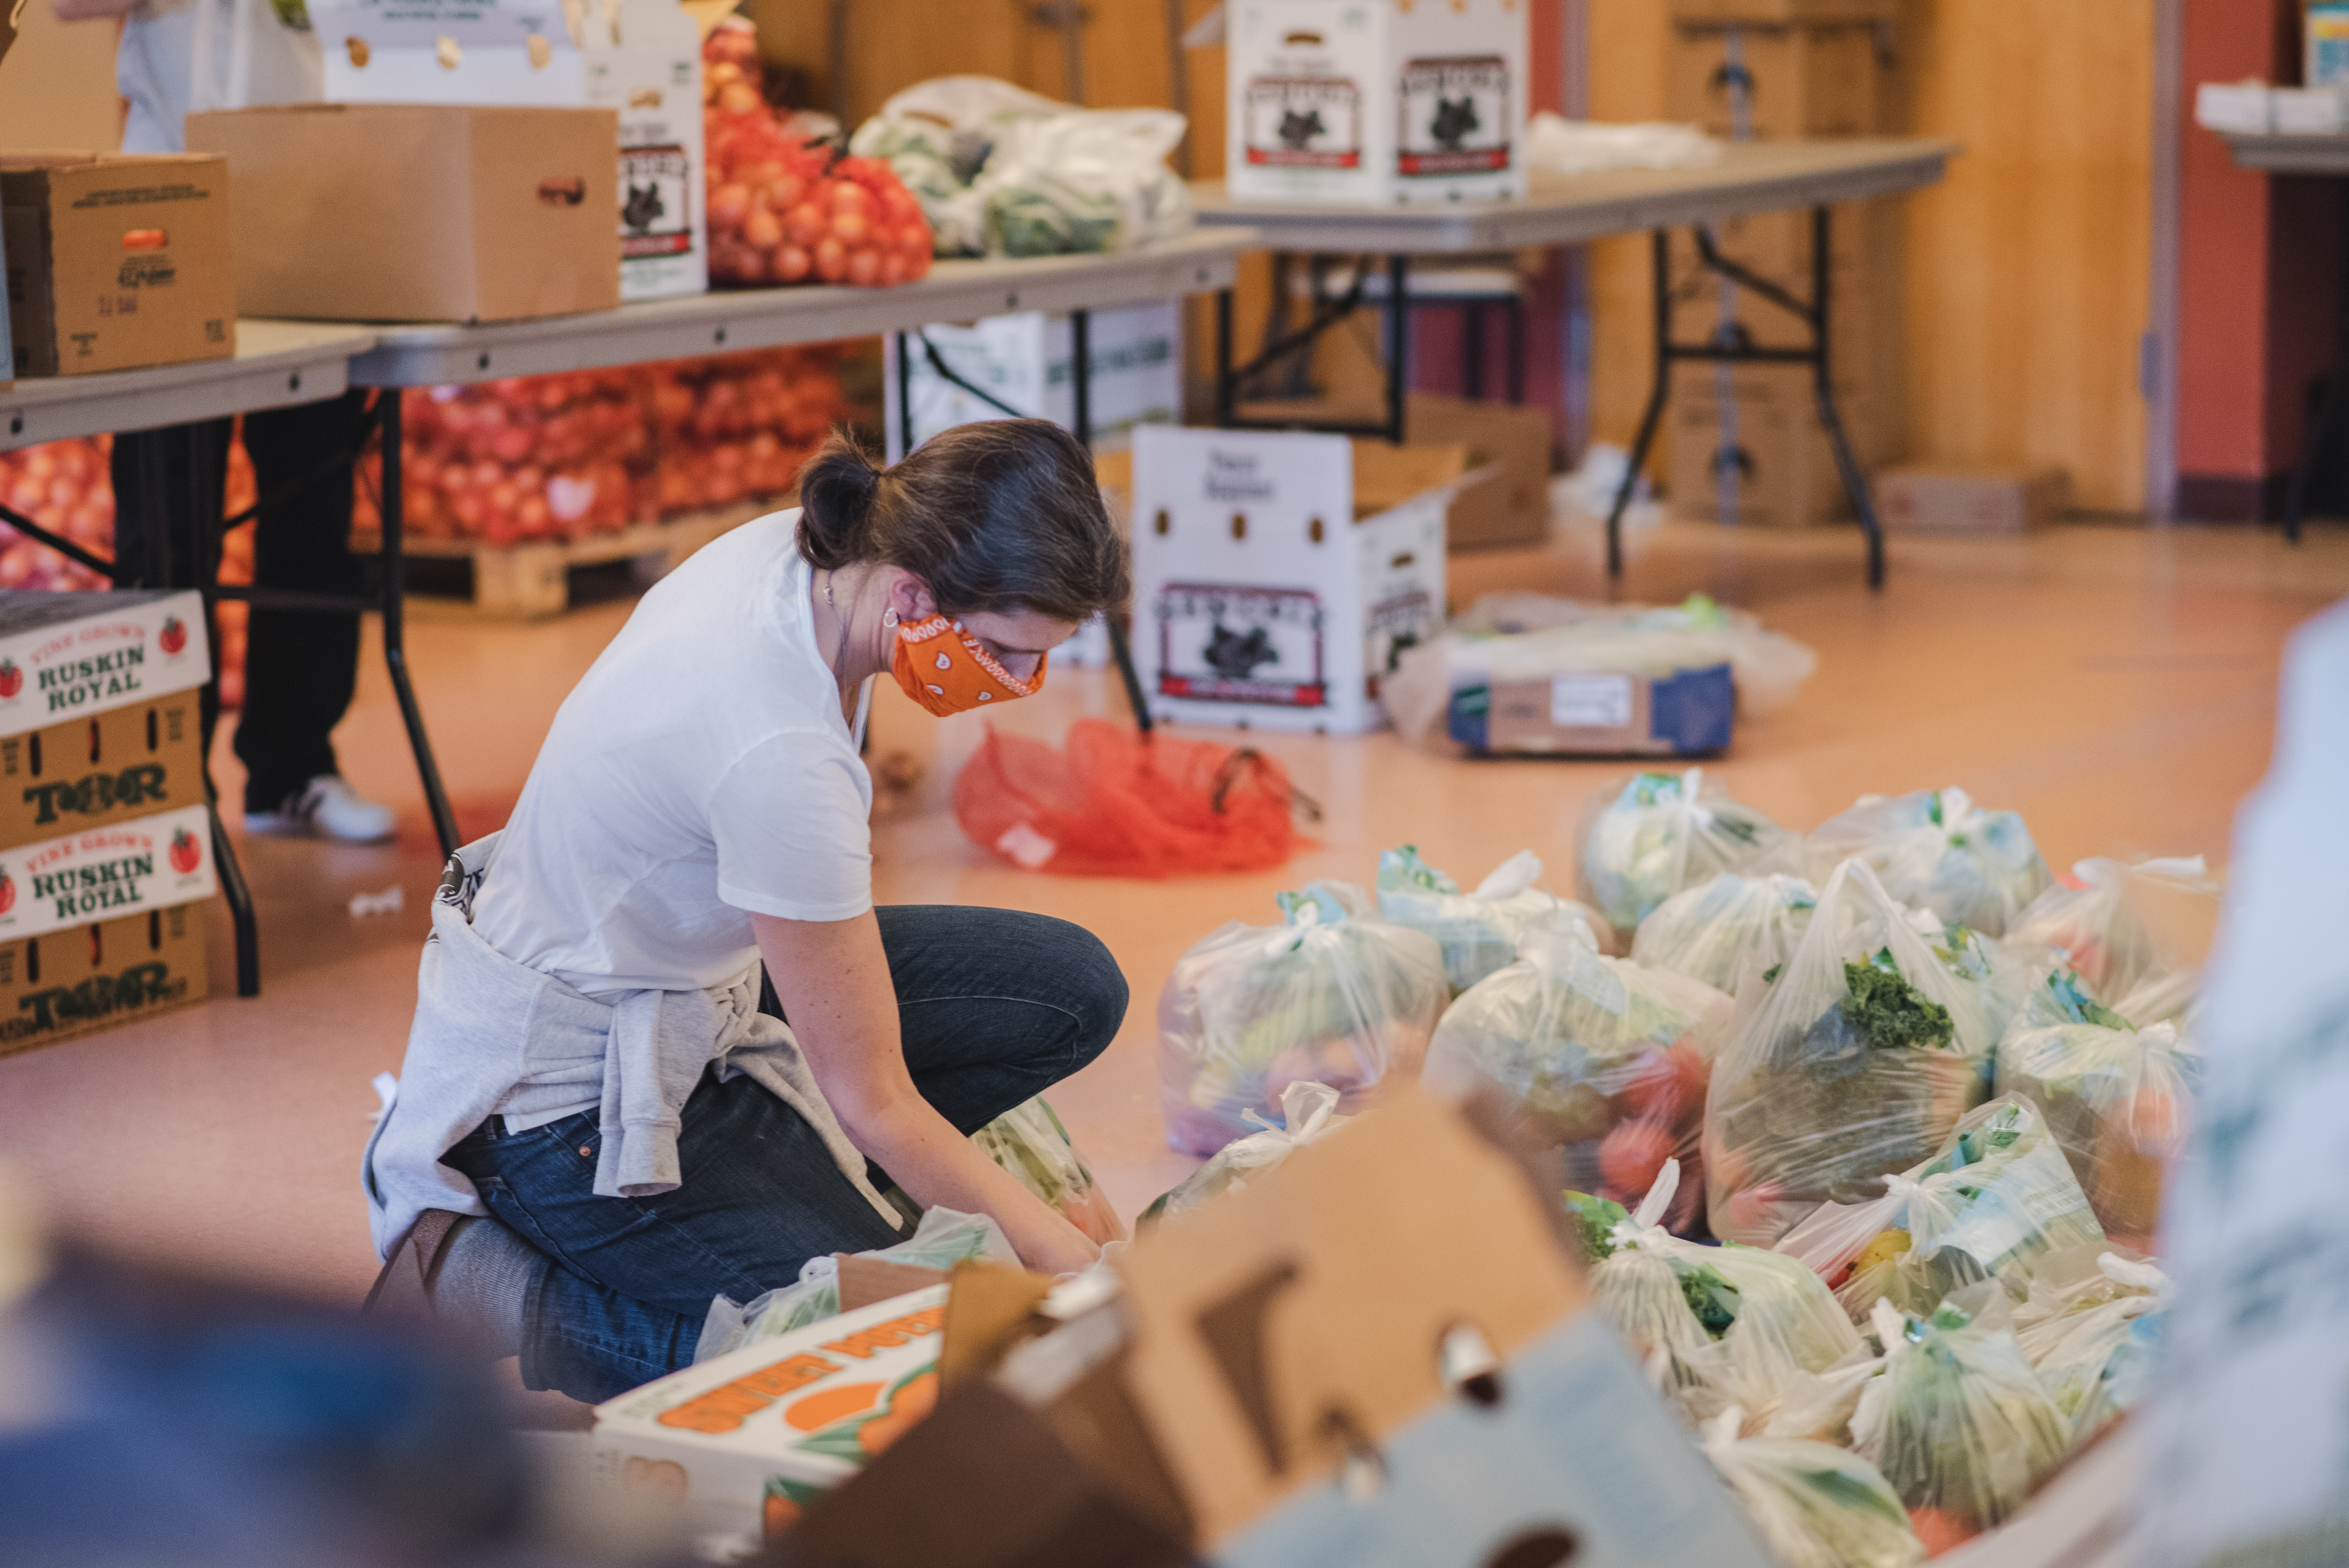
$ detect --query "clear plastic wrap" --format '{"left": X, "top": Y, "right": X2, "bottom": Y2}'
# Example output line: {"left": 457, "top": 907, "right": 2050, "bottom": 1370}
{"left": 1850, "top": 1300, "right": 2072, "bottom": 1549}
{"left": 695, "top": 1207, "right": 1016, "bottom": 1362}
{"left": 2012, "top": 1249, "right": 2168, "bottom": 1442}
{"left": 1156, "top": 881, "right": 1448, "bottom": 1157}
{"left": 1576, "top": 769, "right": 1801, "bottom": 940}
{"left": 1805, "top": 788, "right": 2052, "bottom": 939}
{"left": 2112, "top": 965, "right": 2198, "bottom": 1028}
{"left": 1699, "top": 1407, "right": 1926, "bottom": 1568}
{"left": 1992, "top": 968, "right": 2199, "bottom": 1249}
{"left": 1631, "top": 872, "right": 1820, "bottom": 995}
{"left": 1140, "top": 1080, "right": 1348, "bottom": 1229}
{"left": 2003, "top": 855, "right": 2216, "bottom": 1008}
{"left": 1428, "top": 931, "right": 1732, "bottom": 1224}
{"left": 1704, "top": 861, "right": 1997, "bottom": 1247}
{"left": 972, "top": 1095, "right": 1127, "bottom": 1246}
{"left": 1773, "top": 1095, "right": 2106, "bottom": 1321}
{"left": 1375, "top": 845, "right": 1603, "bottom": 991}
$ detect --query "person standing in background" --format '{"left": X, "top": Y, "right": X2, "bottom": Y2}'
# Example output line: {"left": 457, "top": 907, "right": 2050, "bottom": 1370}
{"left": 50, "top": 0, "right": 396, "bottom": 841}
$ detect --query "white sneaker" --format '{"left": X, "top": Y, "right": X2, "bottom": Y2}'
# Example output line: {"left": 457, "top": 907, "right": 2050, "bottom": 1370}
{"left": 245, "top": 775, "right": 399, "bottom": 844}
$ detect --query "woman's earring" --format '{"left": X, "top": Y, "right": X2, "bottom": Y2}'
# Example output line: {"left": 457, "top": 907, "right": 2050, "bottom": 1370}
{"left": 882, "top": 607, "right": 900, "bottom": 628}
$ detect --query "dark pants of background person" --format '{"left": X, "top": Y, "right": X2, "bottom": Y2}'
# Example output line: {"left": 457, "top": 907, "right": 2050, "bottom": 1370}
{"left": 109, "top": 390, "right": 372, "bottom": 814}
{"left": 444, "top": 905, "right": 1130, "bottom": 1404}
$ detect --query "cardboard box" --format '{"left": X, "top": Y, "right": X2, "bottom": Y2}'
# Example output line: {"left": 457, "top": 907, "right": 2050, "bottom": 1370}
{"left": 0, "top": 800, "right": 219, "bottom": 942}
{"left": 1225, "top": 0, "right": 1530, "bottom": 207}
{"left": 185, "top": 104, "right": 620, "bottom": 324}
{"left": 0, "top": 689, "right": 205, "bottom": 851}
{"left": 1447, "top": 663, "right": 1736, "bottom": 757}
{"left": 1665, "top": 22, "right": 1884, "bottom": 141}
{"left": 884, "top": 304, "right": 1182, "bottom": 462}
{"left": 1130, "top": 426, "right": 1459, "bottom": 735}
{"left": 2, "top": 153, "right": 235, "bottom": 379}
{"left": 1406, "top": 392, "right": 1554, "bottom": 552}
{"left": 0, "top": 898, "right": 206, "bottom": 1060}
{"left": 1876, "top": 463, "right": 2070, "bottom": 535}
{"left": 1669, "top": 363, "right": 1879, "bottom": 530}
{"left": 311, "top": 0, "right": 706, "bottom": 302}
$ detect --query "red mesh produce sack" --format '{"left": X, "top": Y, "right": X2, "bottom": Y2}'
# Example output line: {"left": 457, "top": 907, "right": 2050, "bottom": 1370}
{"left": 955, "top": 718, "right": 1311, "bottom": 878}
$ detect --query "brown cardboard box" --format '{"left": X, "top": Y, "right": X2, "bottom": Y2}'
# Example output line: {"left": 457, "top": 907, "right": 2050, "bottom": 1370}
{"left": 0, "top": 899, "right": 206, "bottom": 1060}
{"left": 0, "top": 687, "right": 205, "bottom": 851}
{"left": 2, "top": 153, "right": 235, "bottom": 378}
{"left": 1670, "top": 364, "right": 1880, "bottom": 528}
{"left": 1665, "top": 22, "right": 1885, "bottom": 141}
{"left": 1406, "top": 391, "right": 1555, "bottom": 550}
{"left": 184, "top": 104, "right": 620, "bottom": 324}
{"left": 1877, "top": 463, "right": 2072, "bottom": 535}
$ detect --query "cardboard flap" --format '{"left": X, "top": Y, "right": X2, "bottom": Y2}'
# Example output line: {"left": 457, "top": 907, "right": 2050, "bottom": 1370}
{"left": 833, "top": 1256, "right": 949, "bottom": 1313}
{"left": 1113, "top": 1091, "right": 1585, "bottom": 1548}
{"left": 1349, "top": 440, "right": 1469, "bottom": 518}
{"left": 939, "top": 1261, "right": 1056, "bottom": 1390}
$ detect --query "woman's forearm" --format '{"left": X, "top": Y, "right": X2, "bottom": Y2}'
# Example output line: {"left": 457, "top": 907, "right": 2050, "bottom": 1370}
{"left": 843, "top": 1091, "right": 1099, "bottom": 1272}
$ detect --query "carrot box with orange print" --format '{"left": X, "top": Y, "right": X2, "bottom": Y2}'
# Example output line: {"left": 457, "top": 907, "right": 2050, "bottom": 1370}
{"left": 0, "top": 899, "right": 207, "bottom": 1059}
{"left": 590, "top": 1285, "right": 948, "bottom": 1541}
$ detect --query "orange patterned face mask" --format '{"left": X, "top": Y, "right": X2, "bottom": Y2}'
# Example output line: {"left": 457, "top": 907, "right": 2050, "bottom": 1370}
{"left": 890, "top": 615, "right": 1047, "bottom": 716}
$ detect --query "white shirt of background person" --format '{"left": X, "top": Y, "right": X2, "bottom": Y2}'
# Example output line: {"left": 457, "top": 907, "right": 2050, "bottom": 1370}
{"left": 53, "top": 0, "right": 320, "bottom": 155}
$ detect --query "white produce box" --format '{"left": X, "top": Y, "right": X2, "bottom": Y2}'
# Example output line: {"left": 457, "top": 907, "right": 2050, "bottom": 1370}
{"left": 883, "top": 303, "right": 1181, "bottom": 461}
{"left": 1225, "top": 0, "right": 1530, "bottom": 207}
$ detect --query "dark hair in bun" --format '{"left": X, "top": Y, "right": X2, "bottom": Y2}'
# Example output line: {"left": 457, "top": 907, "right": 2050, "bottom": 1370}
{"left": 793, "top": 420, "right": 1128, "bottom": 624}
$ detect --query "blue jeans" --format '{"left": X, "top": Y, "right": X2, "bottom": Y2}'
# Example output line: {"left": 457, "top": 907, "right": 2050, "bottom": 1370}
{"left": 442, "top": 905, "right": 1127, "bottom": 1403}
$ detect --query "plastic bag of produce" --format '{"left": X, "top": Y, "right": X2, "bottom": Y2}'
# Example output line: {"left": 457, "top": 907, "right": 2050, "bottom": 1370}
{"left": 1156, "top": 881, "right": 1447, "bottom": 1157}
{"left": 1773, "top": 1095, "right": 2106, "bottom": 1320}
{"left": 2004, "top": 855, "right": 2216, "bottom": 1007}
{"left": 1576, "top": 769, "right": 1800, "bottom": 940}
{"left": 1374, "top": 844, "right": 1601, "bottom": 992}
{"left": 1578, "top": 1161, "right": 1863, "bottom": 1421}
{"left": 1428, "top": 929, "right": 1731, "bottom": 1222}
{"left": 1994, "top": 967, "right": 2198, "bottom": 1247}
{"left": 1850, "top": 1299, "right": 2072, "bottom": 1551}
{"left": 1139, "top": 1079, "right": 1348, "bottom": 1228}
{"left": 1699, "top": 1407, "right": 1925, "bottom": 1568}
{"left": 695, "top": 1207, "right": 1016, "bottom": 1362}
{"left": 1631, "top": 872, "right": 1820, "bottom": 995}
{"left": 2112, "top": 965, "right": 2197, "bottom": 1028}
{"left": 1910, "top": 916, "right": 2043, "bottom": 1055}
{"left": 1704, "top": 859, "right": 1997, "bottom": 1247}
{"left": 1805, "top": 788, "right": 2051, "bottom": 938}
{"left": 2013, "top": 1249, "right": 2168, "bottom": 1442}
{"left": 972, "top": 1095, "right": 1126, "bottom": 1246}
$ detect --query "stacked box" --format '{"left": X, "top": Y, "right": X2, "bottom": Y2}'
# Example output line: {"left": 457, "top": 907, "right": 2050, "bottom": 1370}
{"left": 884, "top": 305, "right": 1181, "bottom": 462}
{"left": 0, "top": 589, "right": 215, "bottom": 1055}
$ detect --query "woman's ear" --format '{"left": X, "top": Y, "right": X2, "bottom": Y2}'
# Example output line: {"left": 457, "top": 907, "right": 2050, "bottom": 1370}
{"left": 884, "top": 569, "right": 938, "bottom": 624}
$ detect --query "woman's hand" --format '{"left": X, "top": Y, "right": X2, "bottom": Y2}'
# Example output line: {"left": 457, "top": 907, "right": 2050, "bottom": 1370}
{"left": 752, "top": 910, "right": 1104, "bottom": 1276}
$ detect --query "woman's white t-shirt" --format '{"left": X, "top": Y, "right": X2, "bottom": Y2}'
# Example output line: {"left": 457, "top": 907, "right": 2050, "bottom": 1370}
{"left": 471, "top": 511, "right": 873, "bottom": 1003}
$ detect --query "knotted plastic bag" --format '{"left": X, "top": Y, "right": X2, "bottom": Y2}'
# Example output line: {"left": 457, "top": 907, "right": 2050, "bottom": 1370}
{"left": 1429, "top": 930, "right": 1732, "bottom": 1224}
{"left": 695, "top": 1207, "right": 1017, "bottom": 1362}
{"left": 1805, "top": 787, "right": 2051, "bottom": 938}
{"left": 1156, "top": 880, "right": 1447, "bottom": 1157}
{"left": 1704, "top": 859, "right": 1996, "bottom": 1247}
{"left": 2012, "top": 1248, "right": 2168, "bottom": 1442}
{"left": 1850, "top": 1300, "right": 2072, "bottom": 1549}
{"left": 1631, "top": 872, "right": 1820, "bottom": 995}
{"left": 1772, "top": 1095, "right": 2106, "bottom": 1321}
{"left": 955, "top": 718, "right": 1309, "bottom": 878}
{"left": 1375, "top": 844, "right": 1603, "bottom": 992}
{"left": 2004, "top": 855, "right": 2216, "bottom": 1007}
{"left": 1992, "top": 968, "right": 2198, "bottom": 1249}
{"left": 1576, "top": 769, "right": 1800, "bottom": 940}
{"left": 1699, "top": 1406, "right": 1925, "bottom": 1568}
{"left": 972, "top": 1095, "right": 1126, "bottom": 1246}
{"left": 1139, "top": 1079, "right": 1348, "bottom": 1228}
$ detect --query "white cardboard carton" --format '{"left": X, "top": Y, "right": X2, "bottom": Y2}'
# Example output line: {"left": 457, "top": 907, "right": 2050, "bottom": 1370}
{"left": 1131, "top": 426, "right": 1452, "bottom": 735}
{"left": 0, "top": 801, "right": 218, "bottom": 941}
{"left": 0, "top": 590, "right": 211, "bottom": 734}
{"left": 314, "top": 0, "right": 706, "bottom": 300}
{"left": 590, "top": 1285, "right": 947, "bottom": 1538}
{"left": 882, "top": 303, "right": 1182, "bottom": 462}
{"left": 1225, "top": 0, "right": 1529, "bottom": 207}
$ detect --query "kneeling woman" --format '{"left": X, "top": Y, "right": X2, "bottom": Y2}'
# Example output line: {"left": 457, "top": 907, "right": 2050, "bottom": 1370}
{"left": 365, "top": 420, "right": 1128, "bottom": 1401}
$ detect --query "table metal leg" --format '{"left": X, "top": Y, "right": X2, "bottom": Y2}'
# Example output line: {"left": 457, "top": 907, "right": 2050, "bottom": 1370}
{"left": 1607, "top": 230, "right": 1675, "bottom": 579}
{"left": 1385, "top": 254, "right": 1410, "bottom": 445}
{"left": 1070, "top": 309, "right": 1092, "bottom": 447}
{"left": 376, "top": 392, "right": 462, "bottom": 857}
{"left": 1215, "top": 288, "right": 1236, "bottom": 426}
{"left": 895, "top": 331, "right": 916, "bottom": 460}
{"left": 1807, "top": 206, "right": 1885, "bottom": 590}
{"left": 2284, "top": 379, "right": 2341, "bottom": 545}
{"left": 208, "top": 802, "right": 259, "bottom": 996}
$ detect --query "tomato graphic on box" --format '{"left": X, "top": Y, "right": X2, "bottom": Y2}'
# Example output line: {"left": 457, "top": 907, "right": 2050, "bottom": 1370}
{"left": 0, "top": 872, "right": 14, "bottom": 915}
{"left": 159, "top": 617, "right": 187, "bottom": 656}
{"left": 169, "top": 829, "right": 201, "bottom": 875}
{"left": 0, "top": 660, "right": 20, "bottom": 699}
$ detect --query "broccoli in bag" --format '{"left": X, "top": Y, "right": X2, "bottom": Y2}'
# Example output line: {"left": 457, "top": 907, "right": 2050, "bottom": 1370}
{"left": 1140, "top": 1079, "right": 1348, "bottom": 1229}
{"left": 1993, "top": 967, "right": 2199, "bottom": 1249}
{"left": 1700, "top": 1407, "right": 1925, "bottom": 1568}
{"left": 1576, "top": 769, "right": 1799, "bottom": 941}
{"left": 1805, "top": 787, "right": 2051, "bottom": 939}
{"left": 1704, "top": 860, "right": 1996, "bottom": 1247}
{"left": 1375, "top": 844, "right": 1603, "bottom": 993}
{"left": 2004, "top": 855, "right": 2215, "bottom": 1008}
{"left": 1430, "top": 929, "right": 1732, "bottom": 1226}
{"left": 973, "top": 1095, "right": 1126, "bottom": 1246}
{"left": 1156, "top": 880, "right": 1447, "bottom": 1157}
{"left": 1631, "top": 872, "right": 1820, "bottom": 996}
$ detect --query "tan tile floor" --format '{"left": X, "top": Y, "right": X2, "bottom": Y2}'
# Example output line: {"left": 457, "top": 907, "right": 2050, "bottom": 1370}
{"left": 0, "top": 518, "right": 2341, "bottom": 1353}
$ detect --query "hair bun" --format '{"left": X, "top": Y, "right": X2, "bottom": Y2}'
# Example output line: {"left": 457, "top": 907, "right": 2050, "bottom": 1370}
{"left": 795, "top": 430, "right": 882, "bottom": 569}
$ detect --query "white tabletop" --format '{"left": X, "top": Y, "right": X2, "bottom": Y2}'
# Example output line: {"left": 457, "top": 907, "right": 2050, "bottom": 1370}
{"left": 1, "top": 320, "right": 378, "bottom": 452}
{"left": 1190, "top": 138, "right": 1959, "bottom": 254}
{"left": 347, "top": 228, "right": 1254, "bottom": 389}
{"left": 2223, "top": 132, "right": 2349, "bottom": 175}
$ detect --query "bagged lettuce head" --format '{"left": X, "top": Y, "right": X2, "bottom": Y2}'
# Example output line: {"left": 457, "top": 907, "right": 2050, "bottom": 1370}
{"left": 1632, "top": 871, "right": 1820, "bottom": 996}
{"left": 1576, "top": 769, "right": 1799, "bottom": 939}
{"left": 1805, "top": 787, "right": 2051, "bottom": 938}
{"left": 1375, "top": 844, "right": 1602, "bottom": 993}
{"left": 1700, "top": 1407, "right": 1924, "bottom": 1568}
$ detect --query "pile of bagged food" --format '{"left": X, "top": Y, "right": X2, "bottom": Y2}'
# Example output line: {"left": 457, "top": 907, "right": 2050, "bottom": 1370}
{"left": 1149, "top": 773, "right": 2210, "bottom": 1562}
